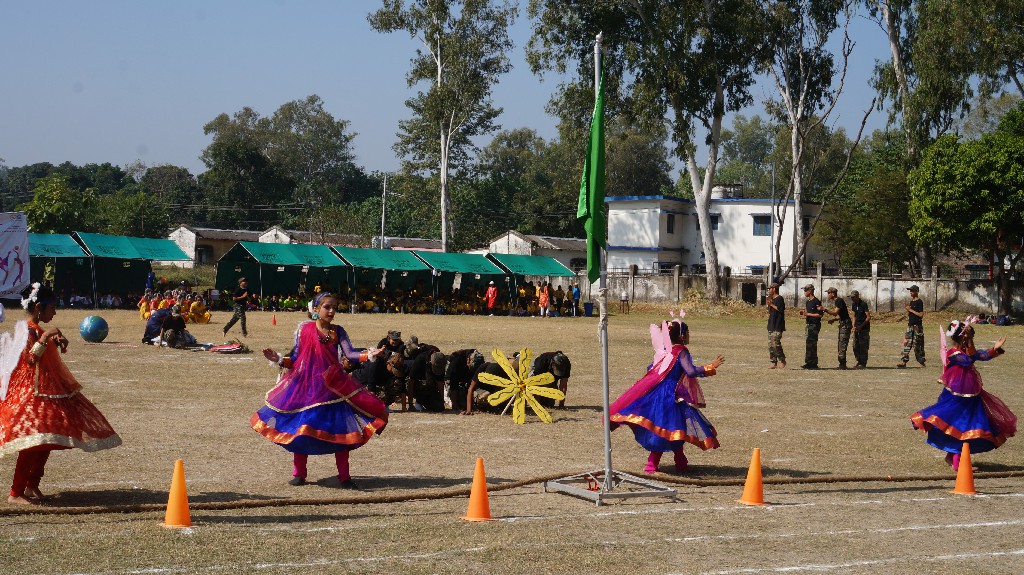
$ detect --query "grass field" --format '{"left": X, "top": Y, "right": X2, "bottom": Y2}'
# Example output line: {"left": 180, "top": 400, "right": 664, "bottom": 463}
{"left": 2, "top": 306, "right": 1023, "bottom": 575}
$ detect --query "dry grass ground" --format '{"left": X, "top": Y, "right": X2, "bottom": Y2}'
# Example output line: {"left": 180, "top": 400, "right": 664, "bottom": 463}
{"left": 2, "top": 307, "right": 1023, "bottom": 575}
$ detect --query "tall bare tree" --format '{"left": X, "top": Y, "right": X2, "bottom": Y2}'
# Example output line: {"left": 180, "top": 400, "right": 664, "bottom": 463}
{"left": 369, "top": 0, "right": 516, "bottom": 252}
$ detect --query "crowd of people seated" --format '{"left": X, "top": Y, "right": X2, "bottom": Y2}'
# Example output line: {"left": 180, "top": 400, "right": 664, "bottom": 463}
{"left": 218, "top": 279, "right": 587, "bottom": 317}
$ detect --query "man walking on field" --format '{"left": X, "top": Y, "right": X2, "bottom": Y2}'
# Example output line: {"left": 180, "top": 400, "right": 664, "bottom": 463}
{"left": 767, "top": 282, "right": 786, "bottom": 369}
{"left": 898, "top": 285, "right": 926, "bottom": 368}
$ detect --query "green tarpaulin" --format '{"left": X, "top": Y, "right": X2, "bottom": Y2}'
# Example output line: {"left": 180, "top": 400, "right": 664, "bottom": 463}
{"left": 412, "top": 251, "right": 505, "bottom": 275}
{"left": 333, "top": 247, "right": 431, "bottom": 271}
{"left": 412, "top": 250, "right": 508, "bottom": 298}
{"left": 28, "top": 233, "right": 93, "bottom": 297}
{"left": 333, "top": 246, "right": 433, "bottom": 294}
{"left": 72, "top": 232, "right": 191, "bottom": 297}
{"left": 487, "top": 253, "right": 576, "bottom": 277}
{"left": 216, "top": 242, "right": 348, "bottom": 298}
{"left": 28, "top": 233, "right": 88, "bottom": 258}
{"left": 76, "top": 232, "right": 190, "bottom": 260}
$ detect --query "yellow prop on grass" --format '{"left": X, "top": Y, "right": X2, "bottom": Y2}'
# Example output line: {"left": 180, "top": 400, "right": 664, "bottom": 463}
{"left": 476, "top": 348, "right": 564, "bottom": 424}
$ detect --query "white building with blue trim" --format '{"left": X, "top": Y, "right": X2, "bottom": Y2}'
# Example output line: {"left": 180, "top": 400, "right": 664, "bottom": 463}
{"left": 606, "top": 188, "right": 822, "bottom": 274}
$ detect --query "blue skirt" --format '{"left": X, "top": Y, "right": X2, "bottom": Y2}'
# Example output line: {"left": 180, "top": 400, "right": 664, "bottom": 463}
{"left": 253, "top": 401, "right": 382, "bottom": 456}
{"left": 912, "top": 389, "right": 1003, "bottom": 454}
{"left": 616, "top": 372, "right": 719, "bottom": 452}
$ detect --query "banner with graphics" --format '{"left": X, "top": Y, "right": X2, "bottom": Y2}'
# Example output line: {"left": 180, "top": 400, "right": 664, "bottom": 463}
{"left": 0, "top": 213, "right": 30, "bottom": 299}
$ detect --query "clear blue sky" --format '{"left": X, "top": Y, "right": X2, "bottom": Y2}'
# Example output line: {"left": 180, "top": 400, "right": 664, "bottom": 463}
{"left": 1, "top": 1, "right": 892, "bottom": 178}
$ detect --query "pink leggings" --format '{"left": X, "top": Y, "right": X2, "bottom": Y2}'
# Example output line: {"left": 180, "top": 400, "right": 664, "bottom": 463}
{"left": 10, "top": 449, "right": 52, "bottom": 497}
{"left": 293, "top": 451, "right": 350, "bottom": 481}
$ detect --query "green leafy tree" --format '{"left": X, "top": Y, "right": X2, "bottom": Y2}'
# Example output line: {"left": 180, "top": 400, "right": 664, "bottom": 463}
{"left": 369, "top": 0, "right": 517, "bottom": 252}
{"left": 529, "top": 0, "right": 764, "bottom": 301}
{"left": 200, "top": 108, "right": 295, "bottom": 229}
{"left": 717, "top": 114, "right": 778, "bottom": 198}
{"left": 18, "top": 174, "right": 97, "bottom": 234}
{"left": 94, "top": 189, "right": 170, "bottom": 238}
{"left": 264, "top": 95, "right": 366, "bottom": 206}
{"left": 908, "top": 114, "right": 1024, "bottom": 314}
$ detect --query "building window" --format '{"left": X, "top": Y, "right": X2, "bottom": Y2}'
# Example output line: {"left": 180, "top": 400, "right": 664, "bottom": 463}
{"left": 753, "top": 215, "right": 771, "bottom": 236}
{"left": 695, "top": 215, "right": 719, "bottom": 231}
{"left": 803, "top": 216, "right": 811, "bottom": 237}
{"left": 667, "top": 214, "right": 675, "bottom": 234}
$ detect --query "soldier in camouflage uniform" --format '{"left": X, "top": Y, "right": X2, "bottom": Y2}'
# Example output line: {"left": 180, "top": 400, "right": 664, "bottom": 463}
{"left": 823, "top": 287, "right": 852, "bottom": 370}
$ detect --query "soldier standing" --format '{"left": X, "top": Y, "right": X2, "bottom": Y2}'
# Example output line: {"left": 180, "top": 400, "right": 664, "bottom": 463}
{"left": 766, "top": 282, "right": 786, "bottom": 369}
{"left": 823, "top": 287, "right": 852, "bottom": 370}
{"left": 798, "top": 284, "right": 823, "bottom": 369}
{"left": 850, "top": 290, "right": 871, "bottom": 368}
{"left": 898, "top": 285, "right": 926, "bottom": 368}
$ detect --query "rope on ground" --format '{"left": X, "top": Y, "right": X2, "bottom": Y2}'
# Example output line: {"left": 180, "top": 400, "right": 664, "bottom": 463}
{"left": 2, "top": 469, "right": 1022, "bottom": 518}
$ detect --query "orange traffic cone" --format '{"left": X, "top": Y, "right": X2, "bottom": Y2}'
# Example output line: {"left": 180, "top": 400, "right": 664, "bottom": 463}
{"left": 462, "top": 457, "right": 495, "bottom": 521}
{"left": 737, "top": 448, "right": 765, "bottom": 506}
{"left": 271, "top": 314, "right": 277, "bottom": 326}
{"left": 953, "top": 443, "right": 977, "bottom": 495}
{"left": 163, "top": 459, "right": 192, "bottom": 528}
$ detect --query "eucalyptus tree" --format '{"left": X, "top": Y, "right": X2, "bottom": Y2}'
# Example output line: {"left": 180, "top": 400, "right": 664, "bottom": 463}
{"left": 529, "top": 0, "right": 764, "bottom": 301}
{"left": 760, "top": 0, "right": 872, "bottom": 277}
{"left": 368, "top": 0, "right": 516, "bottom": 252}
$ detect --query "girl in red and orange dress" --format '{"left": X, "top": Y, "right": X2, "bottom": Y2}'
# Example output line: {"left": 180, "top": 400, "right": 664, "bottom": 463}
{"left": 0, "top": 283, "right": 121, "bottom": 504}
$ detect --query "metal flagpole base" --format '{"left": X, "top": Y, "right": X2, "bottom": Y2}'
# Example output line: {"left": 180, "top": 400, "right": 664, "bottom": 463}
{"left": 544, "top": 469, "right": 677, "bottom": 506}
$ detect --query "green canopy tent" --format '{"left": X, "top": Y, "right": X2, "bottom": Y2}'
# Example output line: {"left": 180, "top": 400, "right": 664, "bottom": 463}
{"left": 74, "top": 232, "right": 192, "bottom": 300}
{"left": 332, "top": 247, "right": 433, "bottom": 307}
{"left": 215, "top": 242, "right": 348, "bottom": 301}
{"left": 486, "top": 253, "right": 577, "bottom": 311}
{"left": 411, "top": 251, "right": 508, "bottom": 312}
{"left": 28, "top": 233, "right": 93, "bottom": 299}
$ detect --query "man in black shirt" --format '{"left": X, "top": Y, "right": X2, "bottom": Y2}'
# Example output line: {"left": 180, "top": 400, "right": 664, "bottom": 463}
{"left": 798, "top": 283, "right": 823, "bottom": 369}
{"left": 222, "top": 277, "right": 250, "bottom": 337}
{"left": 376, "top": 330, "right": 405, "bottom": 355}
{"left": 898, "top": 284, "right": 926, "bottom": 368}
{"left": 766, "top": 282, "right": 786, "bottom": 369}
{"left": 160, "top": 305, "right": 188, "bottom": 348}
{"left": 850, "top": 290, "right": 871, "bottom": 368}
{"left": 823, "top": 287, "right": 852, "bottom": 369}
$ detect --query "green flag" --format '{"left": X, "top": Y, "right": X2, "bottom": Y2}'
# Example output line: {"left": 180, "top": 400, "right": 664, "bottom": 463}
{"left": 577, "top": 74, "right": 605, "bottom": 285}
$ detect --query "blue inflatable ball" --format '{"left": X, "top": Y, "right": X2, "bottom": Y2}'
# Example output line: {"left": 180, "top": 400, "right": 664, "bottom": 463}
{"left": 79, "top": 315, "right": 109, "bottom": 343}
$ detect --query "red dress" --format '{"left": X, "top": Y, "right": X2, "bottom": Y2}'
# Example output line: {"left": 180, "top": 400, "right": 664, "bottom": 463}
{"left": 0, "top": 321, "right": 121, "bottom": 457}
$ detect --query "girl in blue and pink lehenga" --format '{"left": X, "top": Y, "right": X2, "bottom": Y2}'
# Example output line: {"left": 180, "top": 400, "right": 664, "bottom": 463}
{"left": 610, "top": 317, "right": 725, "bottom": 474}
{"left": 252, "top": 292, "right": 387, "bottom": 489}
{"left": 911, "top": 319, "right": 1016, "bottom": 470}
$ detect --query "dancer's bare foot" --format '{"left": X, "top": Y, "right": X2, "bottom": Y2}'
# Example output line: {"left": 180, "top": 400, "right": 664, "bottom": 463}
{"left": 23, "top": 487, "right": 45, "bottom": 500}
{"left": 7, "top": 495, "right": 37, "bottom": 505}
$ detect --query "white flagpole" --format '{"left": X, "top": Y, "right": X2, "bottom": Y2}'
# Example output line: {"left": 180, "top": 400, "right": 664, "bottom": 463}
{"left": 594, "top": 33, "right": 615, "bottom": 492}
{"left": 544, "top": 32, "right": 675, "bottom": 505}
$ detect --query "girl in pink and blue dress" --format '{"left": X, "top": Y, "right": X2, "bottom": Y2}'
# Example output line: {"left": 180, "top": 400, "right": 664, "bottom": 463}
{"left": 610, "top": 319, "right": 725, "bottom": 474}
{"left": 251, "top": 292, "right": 387, "bottom": 489}
{"left": 911, "top": 319, "right": 1016, "bottom": 470}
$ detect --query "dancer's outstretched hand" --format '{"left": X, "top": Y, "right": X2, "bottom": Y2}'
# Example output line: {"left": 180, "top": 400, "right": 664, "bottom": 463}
{"left": 262, "top": 348, "right": 278, "bottom": 362}
{"left": 711, "top": 355, "right": 725, "bottom": 369}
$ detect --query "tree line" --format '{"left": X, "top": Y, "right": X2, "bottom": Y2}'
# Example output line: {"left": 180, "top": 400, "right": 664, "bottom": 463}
{"left": 2, "top": 0, "right": 1022, "bottom": 310}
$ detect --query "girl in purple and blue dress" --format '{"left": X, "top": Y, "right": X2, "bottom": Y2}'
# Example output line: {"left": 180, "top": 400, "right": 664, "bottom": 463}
{"left": 911, "top": 320, "right": 1016, "bottom": 470}
{"left": 610, "top": 319, "right": 725, "bottom": 474}
{"left": 252, "top": 292, "right": 388, "bottom": 489}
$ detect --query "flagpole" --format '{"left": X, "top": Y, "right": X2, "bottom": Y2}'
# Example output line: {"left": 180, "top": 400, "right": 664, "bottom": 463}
{"left": 594, "top": 32, "right": 615, "bottom": 493}
{"left": 544, "top": 32, "right": 675, "bottom": 505}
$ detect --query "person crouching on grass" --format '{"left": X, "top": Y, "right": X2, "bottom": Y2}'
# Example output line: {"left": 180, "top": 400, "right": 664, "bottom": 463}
{"left": 251, "top": 292, "right": 388, "bottom": 489}
{"left": 0, "top": 283, "right": 121, "bottom": 504}
{"left": 609, "top": 318, "right": 725, "bottom": 474}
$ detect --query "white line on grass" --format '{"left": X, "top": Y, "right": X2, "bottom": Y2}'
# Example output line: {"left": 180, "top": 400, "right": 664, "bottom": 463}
{"left": 696, "top": 547, "right": 1024, "bottom": 575}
